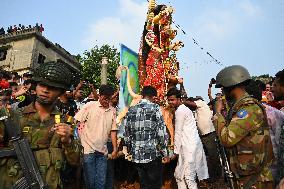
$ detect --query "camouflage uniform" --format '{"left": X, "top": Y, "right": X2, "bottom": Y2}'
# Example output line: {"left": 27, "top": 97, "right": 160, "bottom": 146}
{"left": 0, "top": 61, "right": 80, "bottom": 189}
{"left": 0, "top": 103, "right": 80, "bottom": 189}
{"left": 213, "top": 94, "right": 274, "bottom": 189}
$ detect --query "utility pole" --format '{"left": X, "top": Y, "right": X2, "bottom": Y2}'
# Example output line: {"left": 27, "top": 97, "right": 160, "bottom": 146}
{"left": 100, "top": 57, "right": 108, "bottom": 85}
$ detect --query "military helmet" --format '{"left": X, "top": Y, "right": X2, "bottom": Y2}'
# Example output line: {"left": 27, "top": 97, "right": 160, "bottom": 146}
{"left": 32, "top": 61, "right": 72, "bottom": 90}
{"left": 215, "top": 65, "right": 251, "bottom": 88}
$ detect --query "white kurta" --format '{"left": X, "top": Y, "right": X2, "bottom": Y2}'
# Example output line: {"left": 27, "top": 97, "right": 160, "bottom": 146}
{"left": 174, "top": 104, "right": 209, "bottom": 183}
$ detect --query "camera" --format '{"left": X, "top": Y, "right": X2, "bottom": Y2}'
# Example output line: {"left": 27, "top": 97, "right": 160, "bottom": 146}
{"left": 209, "top": 78, "right": 216, "bottom": 88}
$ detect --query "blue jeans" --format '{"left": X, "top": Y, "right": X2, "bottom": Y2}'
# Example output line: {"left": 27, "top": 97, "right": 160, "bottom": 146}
{"left": 83, "top": 152, "right": 107, "bottom": 189}
{"left": 105, "top": 141, "right": 114, "bottom": 189}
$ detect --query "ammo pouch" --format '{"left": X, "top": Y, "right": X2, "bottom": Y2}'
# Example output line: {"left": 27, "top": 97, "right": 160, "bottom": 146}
{"left": 230, "top": 145, "right": 260, "bottom": 177}
{"left": 34, "top": 148, "right": 64, "bottom": 176}
{"left": 34, "top": 148, "right": 64, "bottom": 188}
{"left": 49, "top": 148, "right": 64, "bottom": 170}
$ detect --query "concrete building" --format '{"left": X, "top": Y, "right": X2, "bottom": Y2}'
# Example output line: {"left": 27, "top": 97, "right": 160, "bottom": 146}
{"left": 0, "top": 27, "right": 81, "bottom": 75}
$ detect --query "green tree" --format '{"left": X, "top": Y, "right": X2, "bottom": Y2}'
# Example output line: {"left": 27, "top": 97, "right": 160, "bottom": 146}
{"left": 77, "top": 44, "right": 120, "bottom": 89}
{"left": 252, "top": 74, "right": 273, "bottom": 84}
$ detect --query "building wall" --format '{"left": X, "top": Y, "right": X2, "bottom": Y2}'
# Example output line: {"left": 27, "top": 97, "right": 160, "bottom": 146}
{"left": 0, "top": 37, "right": 35, "bottom": 72}
{"left": 0, "top": 30, "right": 80, "bottom": 75}
{"left": 33, "top": 39, "right": 73, "bottom": 69}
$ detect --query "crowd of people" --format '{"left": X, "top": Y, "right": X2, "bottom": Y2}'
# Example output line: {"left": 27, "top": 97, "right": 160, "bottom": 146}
{"left": 0, "top": 23, "right": 44, "bottom": 35}
{"left": 1, "top": 0, "right": 283, "bottom": 188}
{"left": 0, "top": 62, "right": 283, "bottom": 189}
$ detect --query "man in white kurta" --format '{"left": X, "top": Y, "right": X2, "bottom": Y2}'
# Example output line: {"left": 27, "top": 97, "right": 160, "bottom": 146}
{"left": 167, "top": 88, "right": 208, "bottom": 189}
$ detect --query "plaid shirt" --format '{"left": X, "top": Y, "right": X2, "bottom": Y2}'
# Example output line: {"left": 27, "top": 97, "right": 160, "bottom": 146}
{"left": 122, "top": 99, "right": 168, "bottom": 163}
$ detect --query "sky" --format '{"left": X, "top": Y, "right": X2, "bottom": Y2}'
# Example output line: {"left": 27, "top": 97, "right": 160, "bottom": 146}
{"left": 1, "top": 0, "right": 284, "bottom": 101}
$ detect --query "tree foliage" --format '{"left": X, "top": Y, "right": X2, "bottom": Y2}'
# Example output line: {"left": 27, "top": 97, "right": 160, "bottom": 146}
{"left": 252, "top": 74, "right": 273, "bottom": 84}
{"left": 77, "top": 44, "right": 120, "bottom": 89}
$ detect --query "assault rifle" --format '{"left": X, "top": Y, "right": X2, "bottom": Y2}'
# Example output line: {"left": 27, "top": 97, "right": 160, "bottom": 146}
{"left": 0, "top": 118, "right": 49, "bottom": 189}
{"left": 215, "top": 137, "right": 236, "bottom": 189}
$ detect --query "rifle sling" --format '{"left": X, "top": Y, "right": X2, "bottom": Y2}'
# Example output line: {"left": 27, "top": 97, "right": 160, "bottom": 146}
{"left": 0, "top": 148, "right": 17, "bottom": 158}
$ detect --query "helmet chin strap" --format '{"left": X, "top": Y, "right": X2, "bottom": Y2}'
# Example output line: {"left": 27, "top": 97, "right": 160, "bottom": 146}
{"left": 36, "top": 96, "right": 53, "bottom": 105}
{"left": 227, "top": 99, "right": 236, "bottom": 108}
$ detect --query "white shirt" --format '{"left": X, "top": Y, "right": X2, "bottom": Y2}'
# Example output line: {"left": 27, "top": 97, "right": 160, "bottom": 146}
{"left": 75, "top": 100, "right": 85, "bottom": 111}
{"left": 194, "top": 99, "right": 215, "bottom": 135}
{"left": 74, "top": 101, "right": 116, "bottom": 154}
{"left": 174, "top": 104, "right": 201, "bottom": 156}
{"left": 174, "top": 104, "right": 209, "bottom": 180}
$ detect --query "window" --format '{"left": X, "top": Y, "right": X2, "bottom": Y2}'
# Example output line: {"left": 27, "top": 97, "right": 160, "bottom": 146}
{"left": 38, "top": 53, "right": 46, "bottom": 64}
{"left": 0, "top": 50, "right": 7, "bottom": 61}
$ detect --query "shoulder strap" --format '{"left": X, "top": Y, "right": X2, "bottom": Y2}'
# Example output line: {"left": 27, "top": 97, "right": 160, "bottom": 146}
{"left": 226, "top": 95, "right": 253, "bottom": 123}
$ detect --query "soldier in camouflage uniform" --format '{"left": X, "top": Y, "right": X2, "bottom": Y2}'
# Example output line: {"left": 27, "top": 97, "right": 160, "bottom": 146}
{"left": 213, "top": 65, "right": 274, "bottom": 189}
{"left": 0, "top": 61, "right": 80, "bottom": 189}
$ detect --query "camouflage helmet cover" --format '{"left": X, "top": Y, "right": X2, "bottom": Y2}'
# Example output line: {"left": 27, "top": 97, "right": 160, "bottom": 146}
{"left": 32, "top": 61, "right": 72, "bottom": 90}
{"left": 215, "top": 65, "right": 251, "bottom": 88}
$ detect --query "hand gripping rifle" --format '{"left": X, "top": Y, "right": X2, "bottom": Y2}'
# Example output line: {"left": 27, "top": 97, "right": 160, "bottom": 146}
{"left": 215, "top": 137, "right": 236, "bottom": 189}
{"left": 0, "top": 117, "right": 49, "bottom": 189}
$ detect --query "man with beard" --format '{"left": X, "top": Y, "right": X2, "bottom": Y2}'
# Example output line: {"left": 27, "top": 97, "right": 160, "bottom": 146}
{"left": 213, "top": 65, "right": 274, "bottom": 189}
{"left": 0, "top": 61, "right": 80, "bottom": 189}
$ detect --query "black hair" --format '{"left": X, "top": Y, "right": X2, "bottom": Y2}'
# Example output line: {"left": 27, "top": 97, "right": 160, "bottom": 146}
{"left": 245, "top": 80, "right": 262, "bottom": 101}
{"left": 2, "top": 89, "right": 12, "bottom": 96}
{"left": 23, "top": 72, "right": 33, "bottom": 77}
{"left": 30, "top": 81, "right": 37, "bottom": 91}
{"left": 99, "top": 85, "right": 114, "bottom": 96}
{"left": 24, "top": 79, "right": 36, "bottom": 85}
{"left": 187, "top": 97, "right": 196, "bottom": 101}
{"left": 166, "top": 87, "right": 181, "bottom": 98}
{"left": 141, "top": 4, "right": 166, "bottom": 66}
{"left": 14, "top": 75, "right": 21, "bottom": 80}
{"left": 195, "top": 96, "right": 204, "bottom": 101}
{"left": 0, "top": 70, "right": 11, "bottom": 80}
{"left": 275, "top": 69, "right": 284, "bottom": 85}
{"left": 207, "top": 100, "right": 214, "bottom": 107}
{"left": 255, "top": 80, "right": 266, "bottom": 91}
{"left": 142, "top": 86, "right": 157, "bottom": 97}
{"left": 11, "top": 71, "right": 18, "bottom": 76}
{"left": 9, "top": 82, "right": 18, "bottom": 87}
{"left": 210, "top": 78, "right": 216, "bottom": 84}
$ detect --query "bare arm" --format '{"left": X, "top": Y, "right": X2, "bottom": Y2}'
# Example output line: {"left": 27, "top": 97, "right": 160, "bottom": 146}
{"left": 72, "top": 81, "right": 83, "bottom": 97}
{"left": 183, "top": 100, "right": 197, "bottom": 110}
{"left": 111, "top": 131, "right": 118, "bottom": 159}
{"left": 208, "top": 86, "right": 213, "bottom": 102}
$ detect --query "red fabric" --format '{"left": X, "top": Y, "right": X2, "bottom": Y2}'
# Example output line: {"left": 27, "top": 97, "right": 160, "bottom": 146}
{"left": 267, "top": 101, "right": 282, "bottom": 110}
{"left": 0, "top": 80, "right": 10, "bottom": 89}
{"left": 77, "top": 122, "right": 85, "bottom": 136}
